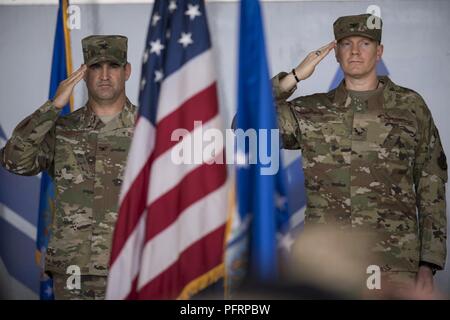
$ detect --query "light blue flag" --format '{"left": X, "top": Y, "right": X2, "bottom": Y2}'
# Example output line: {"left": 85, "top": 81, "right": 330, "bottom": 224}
{"left": 37, "top": 0, "right": 72, "bottom": 300}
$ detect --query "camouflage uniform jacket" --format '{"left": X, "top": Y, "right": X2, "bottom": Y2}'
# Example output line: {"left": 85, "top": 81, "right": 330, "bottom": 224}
{"left": 0, "top": 99, "right": 137, "bottom": 276}
{"left": 274, "top": 73, "right": 447, "bottom": 272}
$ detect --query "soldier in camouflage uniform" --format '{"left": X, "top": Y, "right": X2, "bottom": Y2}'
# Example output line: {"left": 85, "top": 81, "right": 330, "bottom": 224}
{"left": 0, "top": 35, "right": 137, "bottom": 299}
{"left": 274, "top": 14, "right": 447, "bottom": 296}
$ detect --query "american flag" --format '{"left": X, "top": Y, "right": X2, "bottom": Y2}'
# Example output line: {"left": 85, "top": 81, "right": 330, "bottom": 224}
{"left": 106, "top": 0, "right": 228, "bottom": 300}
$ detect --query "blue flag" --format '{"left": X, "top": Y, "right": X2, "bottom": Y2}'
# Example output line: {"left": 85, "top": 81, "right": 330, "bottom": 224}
{"left": 37, "top": 0, "right": 73, "bottom": 300}
{"left": 227, "top": 0, "right": 290, "bottom": 289}
{"left": 0, "top": 125, "right": 6, "bottom": 140}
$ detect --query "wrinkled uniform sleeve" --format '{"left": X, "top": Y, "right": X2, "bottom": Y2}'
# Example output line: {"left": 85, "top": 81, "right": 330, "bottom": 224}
{"left": 0, "top": 100, "right": 60, "bottom": 177}
{"left": 413, "top": 98, "right": 448, "bottom": 269}
{"left": 272, "top": 72, "right": 302, "bottom": 150}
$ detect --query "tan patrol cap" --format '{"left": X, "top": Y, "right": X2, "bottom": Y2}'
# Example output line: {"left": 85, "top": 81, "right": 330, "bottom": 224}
{"left": 82, "top": 35, "right": 128, "bottom": 66}
{"left": 333, "top": 14, "right": 382, "bottom": 43}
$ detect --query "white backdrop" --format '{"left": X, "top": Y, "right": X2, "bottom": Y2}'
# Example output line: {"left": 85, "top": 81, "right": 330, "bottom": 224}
{"left": 0, "top": 0, "right": 449, "bottom": 298}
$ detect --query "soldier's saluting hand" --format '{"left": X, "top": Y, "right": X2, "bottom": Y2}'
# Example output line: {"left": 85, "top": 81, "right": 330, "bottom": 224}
{"left": 52, "top": 64, "right": 87, "bottom": 109}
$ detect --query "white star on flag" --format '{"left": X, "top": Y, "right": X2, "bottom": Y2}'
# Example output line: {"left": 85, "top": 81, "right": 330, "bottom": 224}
{"left": 150, "top": 39, "right": 165, "bottom": 55}
{"left": 140, "top": 78, "right": 146, "bottom": 91}
{"left": 178, "top": 32, "right": 193, "bottom": 48}
{"left": 169, "top": 0, "right": 177, "bottom": 13}
{"left": 275, "top": 193, "right": 287, "bottom": 210}
{"left": 278, "top": 232, "right": 295, "bottom": 252}
{"left": 142, "top": 49, "right": 149, "bottom": 63}
{"left": 185, "top": 3, "right": 201, "bottom": 20}
{"left": 151, "top": 13, "right": 161, "bottom": 26}
{"left": 154, "top": 70, "right": 164, "bottom": 82}
{"left": 45, "top": 285, "right": 53, "bottom": 297}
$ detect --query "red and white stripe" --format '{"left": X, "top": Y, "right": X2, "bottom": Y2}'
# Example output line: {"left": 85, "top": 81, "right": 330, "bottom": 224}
{"left": 106, "top": 49, "right": 228, "bottom": 300}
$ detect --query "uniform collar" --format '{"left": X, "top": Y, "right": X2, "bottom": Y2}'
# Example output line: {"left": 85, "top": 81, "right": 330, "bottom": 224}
{"left": 117, "top": 98, "right": 137, "bottom": 128}
{"left": 80, "top": 97, "right": 136, "bottom": 130}
{"left": 333, "top": 75, "right": 392, "bottom": 109}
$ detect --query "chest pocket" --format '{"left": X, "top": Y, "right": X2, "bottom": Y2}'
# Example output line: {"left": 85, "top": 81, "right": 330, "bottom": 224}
{"left": 382, "top": 115, "right": 417, "bottom": 151}
{"left": 321, "top": 121, "right": 349, "bottom": 143}
{"left": 299, "top": 114, "right": 350, "bottom": 167}
{"left": 353, "top": 111, "right": 390, "bottom": 145}
{"left": 98, "top": 127, "right": 134, "bottom": 179}
{"left": 352, "top": 109, "right": 417, "bottom": 157}
{"left": 54, "top": 129, "right": 94, "bottom": 184}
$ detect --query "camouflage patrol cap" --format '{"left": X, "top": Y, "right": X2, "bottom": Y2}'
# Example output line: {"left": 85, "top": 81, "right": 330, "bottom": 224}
{"left": 333, "top": 14, "right": 382, "bottom": 43}
{"left": 82, "top": 35, "right": 128, "bottom": 67}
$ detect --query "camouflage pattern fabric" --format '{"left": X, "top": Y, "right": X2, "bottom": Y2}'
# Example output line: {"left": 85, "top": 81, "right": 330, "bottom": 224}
{"left": 361, "top": 271, "right": 417, "bottom": 299}
{"left": 53, "top": 274, "right": 107, "bottom": 300}
{"left": 334, "top": 13, "right": 382, "bottom": 42}
{"left": 273, "top": 73, "right": 447, "bottom": 272}
{"left": 82, "top": 35, "right": 128, "bottom": 67}
{"left": 0, "top": 99, "right": 137, "bottom": 276}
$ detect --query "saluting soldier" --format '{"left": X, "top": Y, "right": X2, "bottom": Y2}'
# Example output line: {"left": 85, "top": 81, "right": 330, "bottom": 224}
{"left": 273, "top": 14, "right": 447, "bottom": 295}
{"left": 1, "top": 35, "right": 137, "bottom": 299}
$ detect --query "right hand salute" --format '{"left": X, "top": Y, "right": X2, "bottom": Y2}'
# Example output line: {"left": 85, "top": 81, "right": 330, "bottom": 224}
{"left": 52, "top": 64, "right": 87, "bottom": 109}
{"left": 279, "top": 41, "right": 336, "bottom": 93}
